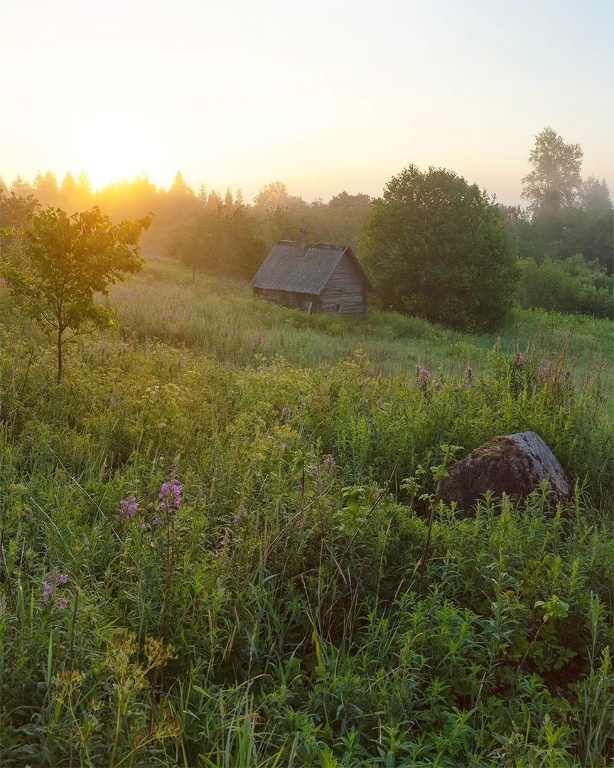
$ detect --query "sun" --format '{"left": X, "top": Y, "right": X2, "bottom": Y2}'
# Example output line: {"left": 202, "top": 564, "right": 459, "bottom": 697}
{"left": 76, "top": 109, "right": 164, "bottom": 190}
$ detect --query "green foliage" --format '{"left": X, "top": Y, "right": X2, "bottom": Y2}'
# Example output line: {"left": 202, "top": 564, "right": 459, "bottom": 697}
{"left": 171, "top": 189, "right": 266, "bottom": 281}
{"left": 360, "top": 165, "right": 519, "bottom": 332}
{"left": 0, "top": 260, "right": 612, "bottom": 766}
{"left": 518, "top": 255, "right": 613, "bottom": 318}
{"left": 509, "top": 130, "right": 613, "bottom": 277}
{"left": 1, "top": 206, "right": 151, "bottom": 382}
{"left": 0, "top": 186, "right": 40, "bottom": 254}
{"left": 522, "top": 127, "right": 583, "bottom": 215}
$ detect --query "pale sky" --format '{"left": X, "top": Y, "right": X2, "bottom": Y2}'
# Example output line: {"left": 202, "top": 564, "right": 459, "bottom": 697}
{"left": 1, "top": 0, "right": 613, "bottom": 205}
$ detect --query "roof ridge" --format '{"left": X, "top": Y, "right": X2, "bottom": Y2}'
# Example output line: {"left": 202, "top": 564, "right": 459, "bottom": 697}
{"left": 275, "top": 240, "right": 349, "bottom": 251}
{"left": 306, "top": 243, "right": 347, "bottom": 250}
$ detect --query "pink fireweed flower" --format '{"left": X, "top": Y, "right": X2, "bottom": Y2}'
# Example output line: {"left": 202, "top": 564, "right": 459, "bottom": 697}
{"left": 234, "top": 504, "right": 248, "bottom": 525}
{"left": 321, "top": 455, "right": 336, "bottom": 471}
{"left": 416, "top": 365, "right": 430, "bottom": 389}
{"left": 56, "top": 598, "right": 69, "bottom": 610}
{"left": 159, "top": 479, "right": 182, "bottom": 515}
{"left": 43, "top": 581, "right": 53, "bottom": 605}
{"left": 215, "top": 529, "right": 231, "bottom": 561}
{"left": 120, "top": 496, "right": 139, "bottom": 519}
{"left": 55, "top": 573, "right": 69, "bottom": 586}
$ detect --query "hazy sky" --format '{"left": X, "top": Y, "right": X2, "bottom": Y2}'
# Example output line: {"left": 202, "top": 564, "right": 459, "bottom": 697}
{"left": 1, "top": 0, "right": 613, "bottom": 205}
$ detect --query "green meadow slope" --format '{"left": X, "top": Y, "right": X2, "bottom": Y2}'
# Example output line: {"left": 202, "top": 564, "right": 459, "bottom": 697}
{"left": 0, "top": 257, "right": 612, "bottom": 767}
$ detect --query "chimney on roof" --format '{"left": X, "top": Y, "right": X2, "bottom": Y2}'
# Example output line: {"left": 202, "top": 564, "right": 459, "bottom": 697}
{"left": 298, "top": 229, "right": 307, "bottom": 254}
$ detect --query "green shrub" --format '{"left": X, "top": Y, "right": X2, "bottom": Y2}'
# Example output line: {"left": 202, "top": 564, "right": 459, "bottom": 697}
{"left": 518, "top": 255, "right": 613, "bottom": 318}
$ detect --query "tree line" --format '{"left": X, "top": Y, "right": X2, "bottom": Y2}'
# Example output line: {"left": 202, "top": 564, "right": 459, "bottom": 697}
{"left": 1, "top": 126, "right": 612, "bottom": 330}
{"left": 499, "top": 127, "right": 613, "bottom": 319}
{"left": 0, "top": 172, "right": 372, "bottom": 281}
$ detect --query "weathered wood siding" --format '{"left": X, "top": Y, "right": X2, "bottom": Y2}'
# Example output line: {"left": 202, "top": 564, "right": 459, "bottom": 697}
{"left": 254, "top": 288, "right": 318, "bottom": 313}
{"left": 318, "top": 253, "right": 367, "bottom": 314}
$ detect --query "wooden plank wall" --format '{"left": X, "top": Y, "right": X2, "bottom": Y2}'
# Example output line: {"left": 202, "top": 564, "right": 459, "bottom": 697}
{"left": 319, "top": 254, "right": 367, "bottom": 314}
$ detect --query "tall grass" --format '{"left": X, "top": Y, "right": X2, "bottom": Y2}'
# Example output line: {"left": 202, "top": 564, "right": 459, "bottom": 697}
{"left": 108, "top": 257, "right": 614, "bottom": 400}
{"left": 0, "top": 259, "right": 612, "bottom": 766}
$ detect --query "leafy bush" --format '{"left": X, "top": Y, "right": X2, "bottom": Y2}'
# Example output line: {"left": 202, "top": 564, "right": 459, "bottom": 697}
{"left": 360, "top": 165, "right": 518, "bottom": 332}
{"left": 518, "top": 255, "right": 613, "bottom": 319}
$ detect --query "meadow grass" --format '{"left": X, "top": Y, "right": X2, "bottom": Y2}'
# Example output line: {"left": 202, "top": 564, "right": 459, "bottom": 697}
{"left": 0, "top": 258, "right": 612, "bottom": 766}
{"left": 108, "top": 257, "right": 613, "bottom": 399}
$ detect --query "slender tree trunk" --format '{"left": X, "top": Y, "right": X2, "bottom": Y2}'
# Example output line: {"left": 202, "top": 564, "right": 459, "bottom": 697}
{"left": 57, "top": 327, "right": 63, "bottom": 384}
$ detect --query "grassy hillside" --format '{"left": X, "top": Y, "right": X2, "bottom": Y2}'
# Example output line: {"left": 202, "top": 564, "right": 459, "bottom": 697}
{"left": 109, "top": 257, "right": 613, "bottom": 392}
{"left": 0, "top": 257, "right": 612, "bottom": 767}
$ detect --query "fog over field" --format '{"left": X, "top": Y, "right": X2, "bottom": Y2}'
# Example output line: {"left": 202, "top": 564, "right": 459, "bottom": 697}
{"left": 1, "top": 0, "right": 612, "bottom": 204}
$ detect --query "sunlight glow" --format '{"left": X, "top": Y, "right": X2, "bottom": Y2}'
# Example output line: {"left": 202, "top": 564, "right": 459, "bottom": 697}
{"left": 75, "top": 109, "right": 165, "bottom": 190}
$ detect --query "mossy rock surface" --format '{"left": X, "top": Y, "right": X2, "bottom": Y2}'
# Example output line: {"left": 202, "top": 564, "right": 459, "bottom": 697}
{"left": 440, "top": 431, "right": 570, "bottom": 511}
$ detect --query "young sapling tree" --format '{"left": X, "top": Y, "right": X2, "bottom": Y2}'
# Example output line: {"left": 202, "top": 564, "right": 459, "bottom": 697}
{"left": 1, "top": 206, "right": 151, "bottom": 382}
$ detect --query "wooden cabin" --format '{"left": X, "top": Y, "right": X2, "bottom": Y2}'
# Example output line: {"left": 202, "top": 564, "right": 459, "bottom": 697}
{"left": 250, "top": 236, "right": 372, "bottom": 315}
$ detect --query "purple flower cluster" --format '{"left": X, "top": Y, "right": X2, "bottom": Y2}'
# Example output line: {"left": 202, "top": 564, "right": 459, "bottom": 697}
{"left": 159, "top": 479, "right": 182, "bottom": 515}
{"left": 514, "top": 353, "right": 527, "bottom": 368}
{"left": 321, "top": 454, "right": 336, "bottom": 471}
{"left": 416, "top": 365, "right": 430, "bottom": 390}
{"left": 43, "top": 581, "right": 53, "bottom": 604}
{"left": 215, "top": 529, "right": 231, "bottom": 561}
{"left": 43, "top": 573, "right": 70, "bottom": 609}
{"left": 119, "top": 496, "right": 139, "bottom": 520}
{"left": 234, "top": 504, "right": 248, "bottom": 525}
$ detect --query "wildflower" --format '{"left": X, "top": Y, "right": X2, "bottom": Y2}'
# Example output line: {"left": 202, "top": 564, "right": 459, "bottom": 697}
{"left": 540, "top": 364, "right": 553, "bottom": 378}
{"left": 159, "top": 479, "right": 182, "bottom": 515}
{"left": 321, "top": 454, "right": 336, "bottom": 471}
{"left": 119, "top": 496, "right": 139, "bottom": 520}
{"left": 56, "top": 598, "right": 69, "bottom": 610}
{"left": 434, "top": 379, "right": 444, "bottom": 391}
{"left": 463, "top": 367, "right": 473, "bottom": 390}
{"left": 215, "top": 529, "right": 231, "bottom": 561}
{"left": 416, "top": 365, "right": 430, "bottom": 389}
{"left": 234, "top": 504, "right": 248, "bottom": 525}
{"left": 55, "top": 573, "right": 69, "bottom": 586}
{"left": 152, "top": 516, "right": 164, "bottom": 526}
{"left": 43, "top": 581, "right": 53, "bottom": 605}
{"left": 514, "top": 353, "right": 527, "bottom": 368}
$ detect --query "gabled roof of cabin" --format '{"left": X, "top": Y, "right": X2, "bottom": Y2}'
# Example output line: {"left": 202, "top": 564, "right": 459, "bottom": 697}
{"left": 250, "top": 240, "right": 373, "bottom": 295}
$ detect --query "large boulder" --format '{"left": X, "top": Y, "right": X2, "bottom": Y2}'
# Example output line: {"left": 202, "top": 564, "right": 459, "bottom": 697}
{"left": 440, "top": 431, "right": 570, "bottom": 511}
